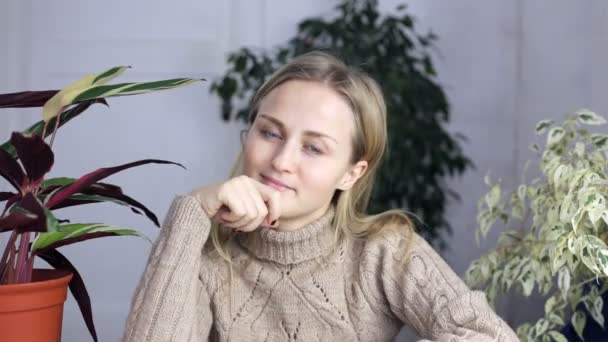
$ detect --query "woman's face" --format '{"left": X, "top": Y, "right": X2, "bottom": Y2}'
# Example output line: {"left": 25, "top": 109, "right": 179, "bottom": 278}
{"left": 243, "top": 80, "right": 367, "bottom": 230}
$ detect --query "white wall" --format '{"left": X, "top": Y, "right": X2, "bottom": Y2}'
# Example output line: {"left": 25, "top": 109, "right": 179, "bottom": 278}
{"left": 1, "top": 0, "right": 606, "bottom": 341}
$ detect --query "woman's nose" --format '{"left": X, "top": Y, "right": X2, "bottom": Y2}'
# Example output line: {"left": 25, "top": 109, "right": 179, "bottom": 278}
{"left": 271, "top": 142, "right": 298, "bottom": 173}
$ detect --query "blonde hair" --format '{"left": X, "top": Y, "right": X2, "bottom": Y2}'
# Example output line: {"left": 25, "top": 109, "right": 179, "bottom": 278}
{"left": 208, "top": 51, "right": 415, "bottom": 263}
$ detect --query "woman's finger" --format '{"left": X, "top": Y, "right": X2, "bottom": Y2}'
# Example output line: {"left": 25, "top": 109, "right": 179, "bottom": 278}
{"left": 223, "top": 179, "right": 259, "bottom": 228}
{"left": 252, "top": 180, "right": 281, "bottom": 226}
{"left": 217, "top": 182, "right": 247, "bottom": 222}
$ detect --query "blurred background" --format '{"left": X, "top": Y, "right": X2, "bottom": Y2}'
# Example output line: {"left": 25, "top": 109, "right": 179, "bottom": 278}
{"left": 1, "top": 0, "right": 607, "bottom": 341}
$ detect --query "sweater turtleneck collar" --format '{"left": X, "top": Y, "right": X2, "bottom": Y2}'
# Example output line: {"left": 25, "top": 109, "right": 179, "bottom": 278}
{"left": 237, "top": 206, "right": 336, "bottom": 264}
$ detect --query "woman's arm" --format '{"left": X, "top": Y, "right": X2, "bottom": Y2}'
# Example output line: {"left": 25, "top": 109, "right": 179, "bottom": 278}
{"left": 122, "top": 195, "right": 213, "bottom": 342}
{"left": 360, "top": 231, "right": 519, "bottom": 341}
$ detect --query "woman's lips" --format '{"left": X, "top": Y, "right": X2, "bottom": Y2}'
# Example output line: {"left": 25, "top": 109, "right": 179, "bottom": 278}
{"left": 261, "top": 174, "right": 293, "bottom": 192}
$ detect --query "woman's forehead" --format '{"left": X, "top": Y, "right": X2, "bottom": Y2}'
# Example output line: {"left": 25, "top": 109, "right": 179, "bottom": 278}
{"left": 257, "top": 80, "right": 355, "bottom": 137}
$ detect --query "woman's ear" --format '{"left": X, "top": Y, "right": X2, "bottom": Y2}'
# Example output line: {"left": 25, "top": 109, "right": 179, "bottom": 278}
{"left": 240, "top": 129, "right": 249, "bottom": 146}
{"left": 337, "top": 160, "right": 368, "bottom": 191}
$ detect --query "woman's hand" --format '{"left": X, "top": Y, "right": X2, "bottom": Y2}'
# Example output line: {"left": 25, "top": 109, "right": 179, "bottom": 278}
{"left": 189, "top": 175, "right": 281, "bottom": 232}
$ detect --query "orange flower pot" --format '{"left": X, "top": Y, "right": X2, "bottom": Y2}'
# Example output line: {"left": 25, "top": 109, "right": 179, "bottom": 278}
{"left": 0, "top": 269, "right": 73, "bottom": 342}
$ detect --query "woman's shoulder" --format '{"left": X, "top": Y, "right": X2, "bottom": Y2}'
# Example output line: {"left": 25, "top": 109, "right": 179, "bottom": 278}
{"left": 352, "top": 224, "right": 446, "bottom": 276}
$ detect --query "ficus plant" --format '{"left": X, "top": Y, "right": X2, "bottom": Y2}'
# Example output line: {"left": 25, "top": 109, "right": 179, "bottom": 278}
{"left": 0, "top": 66, "right": 201, "bottom": 342}
{"left": 465, "top": 110, "right": 608, "bottom": 342}
{"left": 209, "top": 0, "right": 471, "bottom": 249}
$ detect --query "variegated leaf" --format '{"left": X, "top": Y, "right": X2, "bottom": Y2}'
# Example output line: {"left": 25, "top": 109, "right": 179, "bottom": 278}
{"left": 571, "top": 311, "right": 586, "bottom": 341}
{"left": 546, "top": 126, "right": 565, "bottom": 146}
{"left": 591, "top": 134, "right": 608, "bottom": 150}
{"left": 535, "top": 120, "right": 554, "bottom": 135}
{"left": 42, "top": 66, "right": 130, "bottom": 122}
{"left": 72, "top": 78, "right": 200, "bottom": 103}
{"left": 576, "top": 109, "right": 607, "bottom": 125}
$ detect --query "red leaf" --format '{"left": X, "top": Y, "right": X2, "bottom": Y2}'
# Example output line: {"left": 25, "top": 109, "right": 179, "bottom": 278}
{"left": 41, "top": 182, "right": 159, "bottom": 226}
{"left": 0, "top": 209, "right": 37, "bottom": 233}
{"left": 49, "top": 198, "right": 100, "bottom": 209}
{"left": 0, "top": 193, "right": 47, "bottom": 233}
{"left": 81, "top": 186, "right": 160, "bottom": 226}
{"left": 47, "top": 159, "right": 184, "bottom": 208}
{"left": 40, "top": 182, "right": 121, "bottom": 196}
{"left": 0, "top": 192, "right": 16, "bottom": 201}
{"left": 36, "top": 249, "right": 98, "bottom": 342}
{"left": 0, "top": 90, "right": 59, "bottom": 108}
{"left": 2, "top": 194, "right": 21, "bottom": 214}
{"left": 0, "top": 146, "right": 25, "bottom": 191}
{"left": 10, "top": 132, "right": 54, "bottom": 187}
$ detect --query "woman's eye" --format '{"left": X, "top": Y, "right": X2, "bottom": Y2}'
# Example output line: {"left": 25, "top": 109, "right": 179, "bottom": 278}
{"left": 304, "top": 144, "right": 323, "bottom": 155}
{"left": 260, "top": 128, "right": 281, "bottom": 139}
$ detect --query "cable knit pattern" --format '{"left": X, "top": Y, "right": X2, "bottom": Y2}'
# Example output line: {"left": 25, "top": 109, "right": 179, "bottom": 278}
{"left": 122, "top": 195, "right": 519, "bottom": 342}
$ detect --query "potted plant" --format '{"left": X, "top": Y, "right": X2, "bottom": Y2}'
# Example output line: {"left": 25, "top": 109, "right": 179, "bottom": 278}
{"left": 465, "top": 110, "right": 608, "bottom": 341}
{"left": 0, "top": 66, "right": 201, "bottom": 342}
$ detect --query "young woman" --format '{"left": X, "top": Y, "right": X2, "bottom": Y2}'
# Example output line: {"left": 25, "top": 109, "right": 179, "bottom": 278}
{"left": 123, "top": 52, "right": 519, "bottom": 341}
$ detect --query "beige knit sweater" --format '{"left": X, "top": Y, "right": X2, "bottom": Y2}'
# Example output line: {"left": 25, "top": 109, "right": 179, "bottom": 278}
{"left": 122, "top": 195, "right": 519, "bottom": 341}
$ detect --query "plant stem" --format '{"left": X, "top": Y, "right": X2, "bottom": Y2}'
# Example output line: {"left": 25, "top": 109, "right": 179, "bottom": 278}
{"left": 505, "top": 232, "right": 523, "bottom": 241}
{"left": 0, "top": 205, "right": 7, "bottom": 219}
{"left": 0, "top": 230, "right": 18, "bottom": 283}
{"left": 48, "top": 112, "right": 61, "bottom": 149}
{"left": 15, "top": 232, "right": 31, "bottom": 283}
{"left": 42, "top": 120, "right": 49, "bottom": 140}
{"left": 24, "top": 255, "right": 34, "bottom": 283}
{"left": 6, "top": 240, "right": 16, "bottom": 283}
{"left": 571, "top": 276, "right": 600, "bottom": 290}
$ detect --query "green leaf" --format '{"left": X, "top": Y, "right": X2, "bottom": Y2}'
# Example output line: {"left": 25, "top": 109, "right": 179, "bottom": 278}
{"left": 45, "top": 208, "right": 60, "bottom": 233}
{"left": 571, "top": 311, "right": 586, "bottom": 341}
{"left": 576, "top": 109, "right": 607, "bottom": 125}
{"left": 547, "top": 331, "right": 568, "bottom": 342}
{"left": 41, "top": 177, "right": 77, "bottom": 188}
{"left": 31, "top": 223, "right": 147, "bottom": 252}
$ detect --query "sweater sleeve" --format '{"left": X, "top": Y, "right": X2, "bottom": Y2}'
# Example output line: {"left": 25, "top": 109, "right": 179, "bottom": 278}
{"left": 359, "top": 231, "right": 519, "bottom": 342}
{"left": 122, "top": 195, "right": 213, "bottom": 342}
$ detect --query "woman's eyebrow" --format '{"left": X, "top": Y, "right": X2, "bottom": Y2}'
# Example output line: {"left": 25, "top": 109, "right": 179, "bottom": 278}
{"left": 258, "top": 114, "right": 338, "bottom": 144}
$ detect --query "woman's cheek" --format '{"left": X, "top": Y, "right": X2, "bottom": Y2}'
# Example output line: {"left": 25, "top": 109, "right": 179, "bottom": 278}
{"left": 303, "top": 162, "right": 340, "bottom": 191}
{"left": 245, "top": 140, "right": 270, "bottom": 169}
